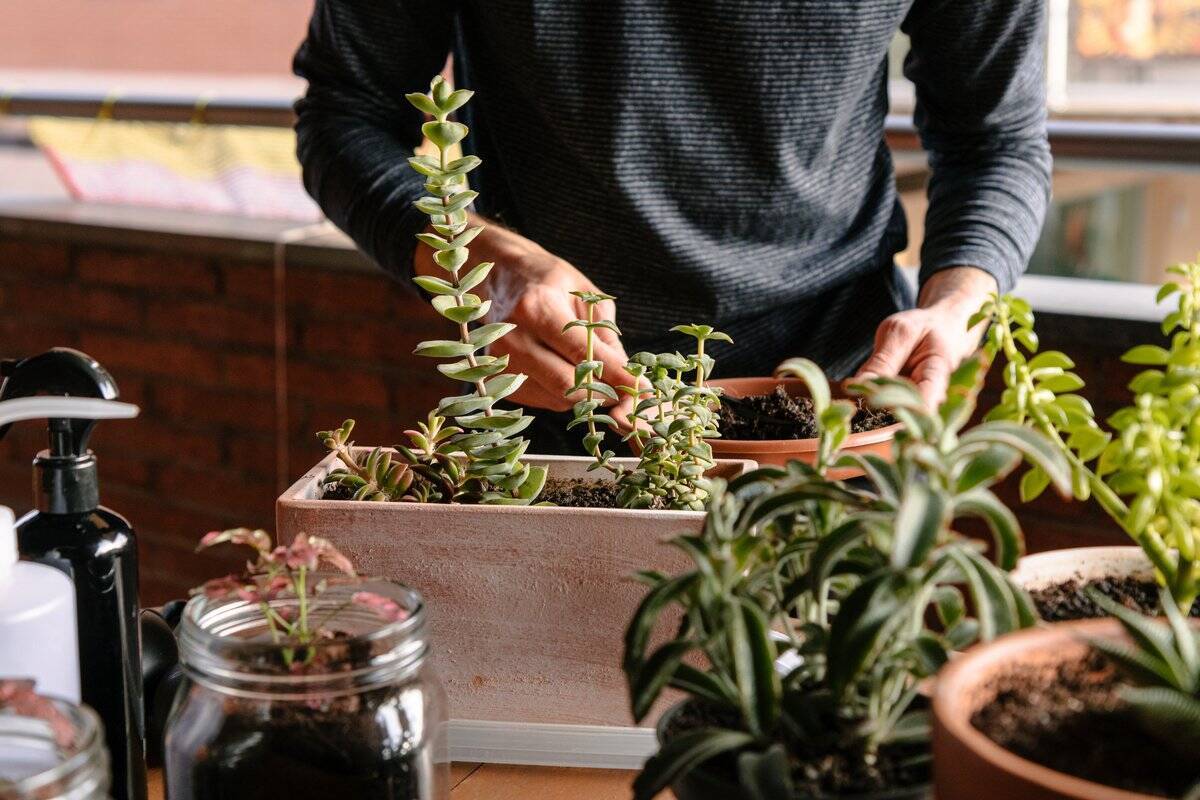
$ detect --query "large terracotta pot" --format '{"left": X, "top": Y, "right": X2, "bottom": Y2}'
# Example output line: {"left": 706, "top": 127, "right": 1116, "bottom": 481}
{"left": 709, "top": 377, "right": 900, "bottom": 479}
{"left": 277, "top": 453, "right": 753, "bottom": 733}
{"left": 932, "top": 619, "right": 1161, "bottom": 800}
{"left": 1010, "top": 546, "right": 1154, "bottom": 595}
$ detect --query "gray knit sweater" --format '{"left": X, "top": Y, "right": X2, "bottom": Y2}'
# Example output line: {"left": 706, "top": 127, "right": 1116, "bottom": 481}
{"left": 293, "top": 1, "right": 1049, "bottom": 378}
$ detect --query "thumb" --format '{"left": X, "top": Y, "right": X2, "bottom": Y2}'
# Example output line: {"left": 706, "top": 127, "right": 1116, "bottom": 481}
{"left": 857, "top": 315, "right": 923, "bottom": 379}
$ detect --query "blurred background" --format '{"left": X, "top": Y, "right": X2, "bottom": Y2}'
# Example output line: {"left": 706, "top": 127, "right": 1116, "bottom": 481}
{"left": 0, "top": 0, "right": 1198, "bottom": 602}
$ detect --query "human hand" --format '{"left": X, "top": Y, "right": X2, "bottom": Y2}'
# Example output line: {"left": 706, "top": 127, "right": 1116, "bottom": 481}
{"left": 855, "top": 267, "right": 998, "bottom": 407}
{"left": 415, "top": 214, "right": 638, "bottom": 419}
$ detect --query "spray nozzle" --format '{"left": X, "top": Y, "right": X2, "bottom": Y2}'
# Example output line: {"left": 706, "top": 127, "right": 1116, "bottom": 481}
{"left": 0, "top": 349, "right": 139, "bottom": 514}
{"left": 0, "top": 349, "right": 122, "bottom": 457}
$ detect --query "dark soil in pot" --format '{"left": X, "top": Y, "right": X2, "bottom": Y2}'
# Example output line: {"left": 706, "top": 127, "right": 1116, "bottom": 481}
{"left": 539, "top": 477, "right": 673, "bottom": 509}
{"left": 971, "top": 651, "right": 1198, "bottom": 798}
{"left": 718, "top": 386, "right": 895, "bottom": 441}
{"left": 171, "top": 686, "right": 427, "bottom": 799}
{"left": 539, "top": 477, "right": 623, "bottom": 508}
{"left": 1030, "top": 575, "right": 1200, "bottom": 621}
{"left": 663, "top": 701, "right": 930, "bottom": 799}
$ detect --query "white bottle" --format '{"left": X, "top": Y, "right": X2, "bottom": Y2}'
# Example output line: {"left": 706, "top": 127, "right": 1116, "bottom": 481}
{"left": 0, "top": 504, "right": 80, "bottom": 702}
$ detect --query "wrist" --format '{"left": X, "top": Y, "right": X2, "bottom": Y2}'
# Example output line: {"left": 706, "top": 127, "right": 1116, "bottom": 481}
{"left": 917, "top": 266, "right": 998, "bottom": 313}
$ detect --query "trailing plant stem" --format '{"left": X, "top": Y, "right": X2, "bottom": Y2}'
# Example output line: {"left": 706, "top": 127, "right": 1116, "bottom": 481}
{"left": 993, "top": 303, "right": 1180, "bottom": 591}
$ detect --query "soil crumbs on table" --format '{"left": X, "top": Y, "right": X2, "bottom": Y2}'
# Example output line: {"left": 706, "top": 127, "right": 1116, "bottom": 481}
{"left": 664, "top": 701, "right": 929, "bottom": 798}
{"left": 718, "top": 386, "right": 895, "bottom": 440}
{"left": 1031, "top": 575, "right": 1200, "bottom": 621}
{"left": 972, "top": 651, "right": 1197, "bottom": 798}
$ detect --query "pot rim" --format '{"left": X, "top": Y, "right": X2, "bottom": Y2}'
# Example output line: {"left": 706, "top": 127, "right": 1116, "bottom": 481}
{"left": 708, "top": 377, "right": 902, "bottom": 452}
{"left": 280, "top": 452, "right": 757, "bottom": 518}
{"left": 932, "top": 618, "right": 1161, "bottom": 800}
{"left": 657, "top": 699, "right": 931, "bottom": 800}
{"left": 1010, "top": 546, "right": 1156, "bottom": 591}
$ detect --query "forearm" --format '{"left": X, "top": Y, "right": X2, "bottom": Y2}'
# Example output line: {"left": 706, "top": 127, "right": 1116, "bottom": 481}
{"left": 904, "top": 0, "right": 1050, "bottom": 293}
{"left": 919, "top": 143, "right": 1050, "bottom": 293}
{"left": 918, "top": 266, "right": 998, "bottom": 312}
{"left": 293, "top": 0, "right": 455, "bottom": 280}
{"left": 296, "top": 113, "right": 431, "bottom": 279}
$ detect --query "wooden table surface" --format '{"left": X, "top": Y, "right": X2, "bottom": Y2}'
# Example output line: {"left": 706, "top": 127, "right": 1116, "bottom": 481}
{"left": 148, "top": 763, "right": 642, "bottom": 799}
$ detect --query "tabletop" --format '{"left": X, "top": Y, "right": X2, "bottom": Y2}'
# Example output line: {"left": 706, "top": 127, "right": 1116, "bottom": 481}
{"left": 147, "top": 763, "right": 643, "bottom": 799}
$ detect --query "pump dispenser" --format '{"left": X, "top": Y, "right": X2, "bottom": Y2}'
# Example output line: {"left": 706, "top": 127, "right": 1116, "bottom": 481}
{"left": 0, "top": 349, "right": 146, "bottom": 800}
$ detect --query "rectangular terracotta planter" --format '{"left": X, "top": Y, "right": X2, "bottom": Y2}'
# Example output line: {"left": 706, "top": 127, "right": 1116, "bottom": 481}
{"left": 277, "top": 452, "right": 754, "bottom": 731}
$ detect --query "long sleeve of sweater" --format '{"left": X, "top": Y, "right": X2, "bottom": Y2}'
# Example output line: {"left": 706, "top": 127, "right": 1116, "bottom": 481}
{"left": 903, "top": 0, "right": 1051, "bottom": 293}
{"left": 293, "top": 1, "right": 456, "bottom": 281}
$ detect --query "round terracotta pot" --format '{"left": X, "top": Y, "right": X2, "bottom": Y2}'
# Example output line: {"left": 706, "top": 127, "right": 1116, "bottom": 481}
{"left": 658, "top": 702, "right": 930, "bottom": 800}
{"left": 709, "top": 377, "right": 900, "bottom": 480}
{"left": 932, "top": 619, "right": 1162, "bottom": 800}
{"left": 1009, "top": 546, "right": 1154, "bottom": 595}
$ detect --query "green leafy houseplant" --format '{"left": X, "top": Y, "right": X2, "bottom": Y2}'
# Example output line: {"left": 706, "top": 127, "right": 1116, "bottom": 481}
{"left": 1087, "top": 587, "right": 1200, "bottom": 764}
{"left": 623, "top": 357, "right": 1070, "bottom": 798}
{"left": 978, "top": 255, "right": 1200, "bottom": 610}
{"left": 318, "top": 76, "right": 545, "bottom": 505}
{"left": 566, "top": 290, "right": 731, "bottom": 510}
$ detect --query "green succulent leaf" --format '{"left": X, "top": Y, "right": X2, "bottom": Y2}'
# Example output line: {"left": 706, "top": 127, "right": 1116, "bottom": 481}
{"left": 632, "top": 728, "right": 756, "bottom": 800}
{"left": 891, "top": 481, "right": 947, "bottom": 569}
{"left": 421, "top": 120, "right": 468, "bottom": 149}
{"left": 1123, "top": 344, "right": 1171, "bottom": 365}
{"left": 414, "top": 339, "right": 477, "bottom": 358}
{"left": 470, "top": 322, "right": 516, "bottom": 349}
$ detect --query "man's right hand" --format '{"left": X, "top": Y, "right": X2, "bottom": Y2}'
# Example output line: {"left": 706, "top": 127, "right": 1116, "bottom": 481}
{"left": 414, "top": 213, "right": 638, "bottom": 421}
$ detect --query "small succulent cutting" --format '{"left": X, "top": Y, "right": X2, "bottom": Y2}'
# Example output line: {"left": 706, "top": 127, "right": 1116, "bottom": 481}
{"left": 318, "top": 76, "right": 544, "bottom": 505}
{"left": 196, "top": 528, "right": 406, "bottom": 667}
{"left": 565, "top": 291, "right": 730, "bottom": 510}
{"left": 979, "top": 255, "right": 1200, "bottom": 610}
{"left": 623, "top": 357, "right": 1069, "bottom": 797}
{"left": 1087, "top": 587, "right": 1200, "bottom": 764}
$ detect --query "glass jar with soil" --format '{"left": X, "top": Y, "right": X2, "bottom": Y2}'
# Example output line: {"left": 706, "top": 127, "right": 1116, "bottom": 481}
{"left": 164, "top": 578, "right": 447, "bottom": 800}
{"left": 0, "top": 694, "right": 110, "bottom": 800}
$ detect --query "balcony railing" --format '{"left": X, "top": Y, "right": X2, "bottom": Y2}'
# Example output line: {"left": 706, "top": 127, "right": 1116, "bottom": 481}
{"left": 3, "top": 88, "right": 1199, "bottom": 163}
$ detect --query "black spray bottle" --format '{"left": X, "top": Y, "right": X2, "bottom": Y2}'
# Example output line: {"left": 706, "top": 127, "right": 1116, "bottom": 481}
{"left": 0, "top": 348, "right": 147, "bottom": 800}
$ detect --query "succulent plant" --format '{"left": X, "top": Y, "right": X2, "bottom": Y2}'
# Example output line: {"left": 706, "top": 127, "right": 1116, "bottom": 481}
{"left": 318, "top": 76, "right": 545, "bottom": 505}
{"left": 623, "top": 357, "right": 1069, "bottom": 798}
{"left": 565, "top": 295, "right": 730, "bottom": 510}
{"left": 195, "top": 528, "right": 405, "bottom": 667}
{"left": 979, "top": 255, "right": 1200, "bottom": 610}
{"left": 1088, "top": 586, "right": 1200, "bottom": 763}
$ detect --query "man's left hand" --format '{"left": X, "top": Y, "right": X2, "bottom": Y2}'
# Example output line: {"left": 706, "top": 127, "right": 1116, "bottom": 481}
{"left": 855, "top": 266, "right": 998, "bottom": 408}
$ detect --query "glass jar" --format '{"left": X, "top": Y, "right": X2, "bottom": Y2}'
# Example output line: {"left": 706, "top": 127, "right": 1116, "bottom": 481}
{"left": 0, "top": 696, "right": 110, "bottom": 800}
{"left": 164, "top": 577, "right": 447, "bottom": 800}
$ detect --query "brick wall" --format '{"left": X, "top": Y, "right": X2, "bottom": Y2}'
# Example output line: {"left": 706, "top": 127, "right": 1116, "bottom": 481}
{"left": 0, "top": 233, "right": 1159, "bottom": 603}
{"left": 0, "top": 237, "right": 446, "bottom": 604}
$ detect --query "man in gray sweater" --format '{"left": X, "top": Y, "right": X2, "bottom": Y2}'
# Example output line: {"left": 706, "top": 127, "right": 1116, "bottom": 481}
{"left": 294, "top": 1, "right": 1049, "bottom": 436}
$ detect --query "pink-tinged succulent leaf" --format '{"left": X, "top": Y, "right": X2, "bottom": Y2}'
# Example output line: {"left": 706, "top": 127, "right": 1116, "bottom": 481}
{"left": 309, "top": 535, "right": 358, "bottom": 577}
{"left": 352, "top": 591, "right": 409, "bottom": 623}
{"left": 0, "top": 680, "right": 76, "bottom": 748}
{"left": 235, "top": 585, "right": 264, "bottom": 604}
{"left": 284, "top": 533, "right": 320, "bottom": 571}
{"left": 197, "top": 575, "right": 244, "bottom": 600}
{"left": 198, "top": 527, "right": 273, "bottom": 554}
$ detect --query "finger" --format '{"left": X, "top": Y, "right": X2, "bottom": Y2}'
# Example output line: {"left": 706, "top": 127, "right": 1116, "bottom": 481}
{"left": 593, "top": 296, "right": 621, "bottom": 348}
{"left": 909, "top": 350, "right": 952, "bottom": 409}
{"left": 508, "top": 375, "right": 574, "bottom": 413}
{"left": 856, "top": 314, "right": 925, "bottom": 379}
{"left": 539, "top": 305, "right": 639, "bottom": 403}
{"left": 492, "top": 330, "right": 578, "bottom": 411}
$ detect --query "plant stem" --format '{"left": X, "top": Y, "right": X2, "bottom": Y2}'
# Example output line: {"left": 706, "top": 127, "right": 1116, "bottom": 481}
{"left": 437, "top": 138, "right": 493, "bottom": 416}
{"left": 995, "top": 304, "right": 1181, "bottom": 588}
